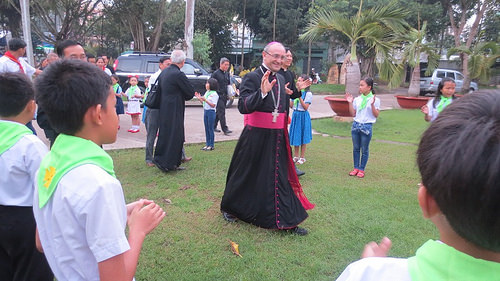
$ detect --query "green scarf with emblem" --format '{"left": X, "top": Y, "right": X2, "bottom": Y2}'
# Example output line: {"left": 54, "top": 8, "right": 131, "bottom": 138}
{"left": 408, "top": 240, "right": 500, "bottom": 281}
{"left": 37, "top": 134, "right": 116, "bottom": 208}
{"left": 436, "top": 96, "right": 452, "bottom": 113}
{"left": 0, "top": 121, "right": 33, "bottom": 155}
{"left": 359, "top": 92, "right": 373, "bottom": 110}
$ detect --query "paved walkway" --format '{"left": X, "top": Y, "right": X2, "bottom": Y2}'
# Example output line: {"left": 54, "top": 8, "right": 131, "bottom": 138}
{"left": 32, "top": 87, "right": 499, "bottom": 150}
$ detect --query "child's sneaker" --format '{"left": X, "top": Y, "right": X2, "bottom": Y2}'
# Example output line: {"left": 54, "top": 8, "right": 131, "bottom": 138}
{"left": 297, "top": 158, "right": 306, "bottom": 164}
{"left": 131, "top": 129, "right": 140, "bottom": 133}
{"left": 293, "top": 157, "right": 299, "bottom": 163}
{"left": 127, "top": 128, "right": 134, "bottom": 132}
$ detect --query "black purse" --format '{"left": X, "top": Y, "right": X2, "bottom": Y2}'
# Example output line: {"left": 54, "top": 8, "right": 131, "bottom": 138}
{"left": 144, "top": 75, "right": 162, "bottom": 109}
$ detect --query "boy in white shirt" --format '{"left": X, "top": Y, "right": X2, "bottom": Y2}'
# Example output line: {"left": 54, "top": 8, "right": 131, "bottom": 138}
{"left": 337, "top": 92, "right": 500, "bottom": 281}
{"left": 0, "top": 72, "right": 53, "bottom": 280}
{"left": 33, "top": 60, "right": 166, "bottom": 281}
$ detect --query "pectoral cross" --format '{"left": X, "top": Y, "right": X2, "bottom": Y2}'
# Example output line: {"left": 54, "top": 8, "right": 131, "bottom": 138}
{"left": 272, "top": 108, "right": 279, "bottom": 123}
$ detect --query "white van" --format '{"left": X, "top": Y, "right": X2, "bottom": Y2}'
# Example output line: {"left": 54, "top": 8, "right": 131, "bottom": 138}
{"left": 420, "top": 68, "right": 478, "bottom": 95}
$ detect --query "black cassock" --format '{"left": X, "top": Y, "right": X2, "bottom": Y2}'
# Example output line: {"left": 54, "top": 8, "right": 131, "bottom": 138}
{"left": 153, "top": 64, "right": 194, "bottom": 171}
{"left": 221, "top": 65, "right": 314, "bottom": 229}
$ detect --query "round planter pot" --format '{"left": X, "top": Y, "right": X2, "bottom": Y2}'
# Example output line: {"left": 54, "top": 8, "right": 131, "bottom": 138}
{"left": 324, "top": 96, "right": 352, "bottom": 117}
{"left": 395, "top": 95, "right": 431, "bottom": 109}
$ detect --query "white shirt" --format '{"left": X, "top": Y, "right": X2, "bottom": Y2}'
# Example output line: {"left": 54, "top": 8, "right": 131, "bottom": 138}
{"left": 293, "top": 91, "right": 313, "bottom": 111}
{"left": 33, "top": 164, "right": 130, "bottom": 281}
{"left": 203, "top": 91, "right": 219, "bottom": 111}
{"left": 336, "top": 257, "right": 411, "bottom": 281}
{"left": 426, "top": 98, "right": 453, "bottom": 122}
{"left": 353, "top": 95, "right": 380, "bottom": 124}
{"left": 148, "top": 69, "right": 162, "bottom": 91}
{"left": 0, "top": 55, "right": 36, "bottom": 78}
{"left": 0, "top": 126, "right": 48, "bottom": 206}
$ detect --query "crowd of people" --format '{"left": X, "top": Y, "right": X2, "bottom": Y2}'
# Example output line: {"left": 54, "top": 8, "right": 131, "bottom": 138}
{"left": 1, "top": 37, "right": 499, "bottom": 280}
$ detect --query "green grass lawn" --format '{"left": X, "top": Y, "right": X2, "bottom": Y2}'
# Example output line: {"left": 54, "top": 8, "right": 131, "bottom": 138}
{"left": 310, "top": 84, "right": 346, "bottom": 95}
{"left": 108, "top": 110, "right": 437, "bottom": 280}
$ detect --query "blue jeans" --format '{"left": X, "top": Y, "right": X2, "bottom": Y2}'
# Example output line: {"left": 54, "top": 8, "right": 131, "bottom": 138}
{"left": 351, "top": 121, "right": 373, "bottom": 171}
{"left": 204, "top": 110, "right": 216, "bottom": 147}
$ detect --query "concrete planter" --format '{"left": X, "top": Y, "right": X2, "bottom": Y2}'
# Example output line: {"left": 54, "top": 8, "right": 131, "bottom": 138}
{"left": 395, "top": 95, "right": 431, "bottom": 109}
{"left": 324, "top": 96, "right": 352, "bottom": 117}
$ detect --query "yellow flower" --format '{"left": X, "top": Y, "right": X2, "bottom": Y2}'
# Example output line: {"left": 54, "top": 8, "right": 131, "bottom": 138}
{"left": 43, "top": 166, "right": 56, "bottom": 188}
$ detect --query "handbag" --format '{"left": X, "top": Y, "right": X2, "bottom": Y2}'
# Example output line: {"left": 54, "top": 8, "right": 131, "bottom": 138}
{"left": 144, "top": 76, "right": 162, "bottom": 109}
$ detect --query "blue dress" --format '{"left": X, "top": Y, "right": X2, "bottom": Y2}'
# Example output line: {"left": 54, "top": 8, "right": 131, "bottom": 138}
{"left": 113, "top": 84, "right": 124, "bottom": 115}
{"left": 289, "top": 90, "right": 312, "bottom": 146}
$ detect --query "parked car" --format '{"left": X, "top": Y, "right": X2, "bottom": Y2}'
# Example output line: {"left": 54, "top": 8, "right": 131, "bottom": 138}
{"left": 113, "top": 52, "right": 235, "bottom": 107}
{"left": 420, "top": 68, "right": 478, "bottom": 95}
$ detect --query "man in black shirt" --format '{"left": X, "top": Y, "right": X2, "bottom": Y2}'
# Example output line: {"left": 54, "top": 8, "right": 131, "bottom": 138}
{"left": 211, "top": 57, "right": 232, "bottom": 135}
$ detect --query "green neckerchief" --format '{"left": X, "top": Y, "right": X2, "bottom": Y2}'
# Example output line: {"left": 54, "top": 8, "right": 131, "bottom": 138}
{"left": 0, "top": 121, "right": 33, "bottom": 155}
{"left": 37, "top": 134, "right": 116, "bottom": 208}
{"left": 127, "top": 85, "right": 138, "bottom": 100}
{"left": 293, "top": 90, "right": 307, "bottom": 110}
{"left": 359, "top": 91, "right": 373, "bottom": 110}
{"left": 204, "top": 90, "right": 216, "bottom": 108}
{"left": 113, "top": 83, "right": 120, "bottom": 94}
{"left": 408, "top": 240, "right": 500, "bottom": 281}
{"left": 436, "top": 96, "right": 452, "bottom": 113}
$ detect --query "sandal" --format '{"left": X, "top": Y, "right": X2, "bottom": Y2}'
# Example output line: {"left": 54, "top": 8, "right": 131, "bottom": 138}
{"left": 297, "top": 158, "right": 306, "bottom": 164}
{"left": 201, "top": 146, "right": 208, "bottom": 150}
{"left": 357, "top": 170, "right": 365, "bottom": 178}
{"left": 293, "top": 157, "right": 299, "bottom": 163}
{"left": 349, "top": 169, "right": 359, "bottom": 176}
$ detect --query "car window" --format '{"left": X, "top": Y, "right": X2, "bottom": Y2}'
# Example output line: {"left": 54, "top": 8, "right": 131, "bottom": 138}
{"left": 446, "top": 72, "right": 455, "bottom": 79}
{"left": 116, "top": 58, "right": 142, "bottom": 72}
{"left": 146, "top": 61, "right": 159, "bottom": 73}
{"left": 456, "top": 73, "right": 464, "bottom": 80}
{"left": 181, "top": 63, "right": 195, "bottom": 75}
{"left": 436, "top": 71, "right": 446, "bottom": 78}
{"left": 420, "top": 69, "right": 431, "bottom": 77}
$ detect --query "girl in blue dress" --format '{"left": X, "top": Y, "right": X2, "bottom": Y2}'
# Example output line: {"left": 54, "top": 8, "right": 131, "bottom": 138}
{"left": 289, "top": 74, "right": 313, "bottom": 165}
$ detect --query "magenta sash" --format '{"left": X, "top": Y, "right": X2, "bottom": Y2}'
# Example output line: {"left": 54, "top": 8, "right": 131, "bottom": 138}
{"left": 246, "top": 111, "right": 285, "bottom": 129}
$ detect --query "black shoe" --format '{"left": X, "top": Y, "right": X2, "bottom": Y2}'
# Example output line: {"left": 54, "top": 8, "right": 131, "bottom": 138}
{"left": 175, "top": 166, "right": 186, "bottom": 171}
{"left": 290, "top": 227, "right": 308, "bottom": 236}
{"left": 223, "top": 131, "right": 232, "bottom": 136}
{"left": 296, "top": 166, "right": 305, "bottom": 177}
{"left": 222, "top": 212, "right": 237, "bottom": 223}
{"left": 214, "top": 128, "right": 221, "bottom": 132}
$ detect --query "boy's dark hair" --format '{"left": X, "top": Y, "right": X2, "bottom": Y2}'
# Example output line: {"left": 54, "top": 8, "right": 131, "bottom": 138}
{"left": 159, "top": 56, "right": 170, "bottom": 64}
{"left": 0, "top": 72, "right": 34, "bottom": 117}
{"left": 8, "top": 38, "right": 27, "bottom": 51}
{"left": 433, "top": 77, "right": 456, "bottom": 107}
{"left": 55, "top": 40, "right": 81, "bottom": 57}
{"left": 417, "top": 92, "right": 500, "bottom": 252}
{"left": 35, "top": 60, "right": 111, "bottom": 135}
{"left": 207, "top": 78, "right": 218, "bottom": 91}
{"left": 111, "top": 74, "right": 119, "bottom": 81}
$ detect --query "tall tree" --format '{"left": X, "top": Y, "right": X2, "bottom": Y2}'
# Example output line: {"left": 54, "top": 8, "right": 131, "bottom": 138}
{"left": 301, "top": 0, "right": 408, "bottom": 95}
{"left": 445, "top": 0, "right": 493, "bottom": 93}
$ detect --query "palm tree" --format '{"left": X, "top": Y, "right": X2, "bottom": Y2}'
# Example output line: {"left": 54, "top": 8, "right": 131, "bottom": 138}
{"left": 300, "top": 0, "right": 408, "bottom": 95}
{"left": 448, "top": 42, "right": 500, "bottom": 85}
{"left": 385, "top": 21, "right": 439, "bottom": 97}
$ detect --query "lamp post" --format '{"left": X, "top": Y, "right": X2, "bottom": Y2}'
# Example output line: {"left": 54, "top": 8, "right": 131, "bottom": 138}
{"left": 20, "top": 0, "right": 34, "bottom": 65}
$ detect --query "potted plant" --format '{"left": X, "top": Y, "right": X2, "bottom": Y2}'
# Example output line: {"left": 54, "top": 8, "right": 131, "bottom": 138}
{"left": 387, "top": 21, "right": 439, "bottom": 109}
{"left": 301, "top": 0, "right": 407, "bottom": 116}
{"left": 324, "top": 96, "right": 352, "bottom": 117}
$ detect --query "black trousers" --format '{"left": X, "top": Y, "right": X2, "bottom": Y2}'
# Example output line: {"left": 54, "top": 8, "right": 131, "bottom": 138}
{"left": 0, "top": 205, "right": 53, "bottom": 281}
{"left": 214, "top": 94, "right": 229, "bottom": 132}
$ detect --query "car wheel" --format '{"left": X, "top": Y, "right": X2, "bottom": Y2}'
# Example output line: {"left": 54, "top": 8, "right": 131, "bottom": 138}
{"left": 226, "top": 96, "right": 234, "bottom": 108}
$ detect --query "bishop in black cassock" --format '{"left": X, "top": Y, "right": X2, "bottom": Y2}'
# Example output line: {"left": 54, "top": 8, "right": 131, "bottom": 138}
{"left": 220, "top": 42, "right": 314, "bottom": 234}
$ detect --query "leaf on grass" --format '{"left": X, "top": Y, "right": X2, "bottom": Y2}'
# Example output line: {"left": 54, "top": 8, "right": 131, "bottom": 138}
{"left": 179, "top": 185, "right": 191, "bottom": 190}
{"left": 163, "top": 198, "right": 172, "bottom": 204}
{"left": 229, "top": 240, "right": 242, "bottom": 257}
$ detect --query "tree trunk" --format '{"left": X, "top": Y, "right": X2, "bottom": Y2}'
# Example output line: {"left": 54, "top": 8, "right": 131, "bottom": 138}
{"left": 345, "top": 58, "right": 360, "bottom": 96}
{"left": 147, "top": 0, "right": 167, "bottom": 51}
{"left": 408, "top": 64, "right": 421, "bottom": 97}
{"left": 360, "top": 56, "right": 375, "bottom": 78}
